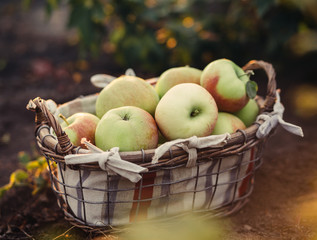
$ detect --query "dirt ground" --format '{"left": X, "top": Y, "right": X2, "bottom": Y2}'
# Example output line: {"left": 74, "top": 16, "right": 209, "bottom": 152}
{"left": 226, "top": 121, "right": 317, "bottom": 240}
{"left": 1, "top": 2, "right": 317, "bottom": 239}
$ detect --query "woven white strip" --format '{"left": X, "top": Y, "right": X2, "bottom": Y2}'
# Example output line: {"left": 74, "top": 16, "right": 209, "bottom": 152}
{"left": 256, "top": 91, "right": 304, "bottom": 138}
{"left": 151, "top": 133, "right": 231, "bottom": 166}
{"left": 64, "top": 140, "right": 148, "bottom": 183}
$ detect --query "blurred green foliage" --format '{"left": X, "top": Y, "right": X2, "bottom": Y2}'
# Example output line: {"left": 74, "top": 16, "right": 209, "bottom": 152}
{"left": 0, "top": 151, "right": 50, "bottom": 198}
{"left": 119, "top": 213, "right": 225, "bottom": 240}
{"left": 26, "top": 0, "right": 317, "bottom": 73}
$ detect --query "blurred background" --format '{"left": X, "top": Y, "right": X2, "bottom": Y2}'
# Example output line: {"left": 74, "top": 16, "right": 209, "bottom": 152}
{"left": 1, "top": 0, "right": 317, "bottom": 239}
{"left": 1, "top": 0, "right": 317, "bottom": 78}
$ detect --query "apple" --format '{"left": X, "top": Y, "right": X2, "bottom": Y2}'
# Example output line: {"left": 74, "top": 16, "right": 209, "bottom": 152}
{"left": 155, "top": 83, "right": 218, "bottom": 140}
{"left": 158, "top": 130, "right": 168, "bottom": 146}
{"left": 234, "top": 98, "right": 259, "bottom": 127}
{"left": 200, "top": 58, "right": 254, "bottom": 112}
{"left": 59, "top": 112, "right": 100, "bottom": 148}
{"left": 155, "top": 66, "right": 202, "bottom": 98}
{"left": 95, "top": 75, "right": 159, "bottom": 119}
{"left": 211, "top": 112, "right": 246, "bottom": 135}
{"left": 95, "top": 106, "right": 159, "bottom": 151}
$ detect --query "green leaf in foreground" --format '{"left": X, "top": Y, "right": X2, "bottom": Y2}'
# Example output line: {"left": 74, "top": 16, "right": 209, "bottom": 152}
{"left": 0, "top": 169, "right": 28, "bottom": 198}
{"left": 246, "top": 80, "right": 258, "bottom": 99}
{"left": 18, "top": 151, "right": 31, "bottom": 165}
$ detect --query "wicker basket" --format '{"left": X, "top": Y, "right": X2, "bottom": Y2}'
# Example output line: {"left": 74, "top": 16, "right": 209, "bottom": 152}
{"left": 27, "top": 60, "right": 278, "bottom": 233}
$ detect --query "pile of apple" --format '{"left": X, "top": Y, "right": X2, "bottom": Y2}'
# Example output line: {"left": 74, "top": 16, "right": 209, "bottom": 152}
{"left": 60, "top": 59, "right": 260, "bottom": 152}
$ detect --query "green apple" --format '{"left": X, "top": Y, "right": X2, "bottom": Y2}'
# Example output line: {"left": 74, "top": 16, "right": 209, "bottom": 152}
{"left": 60, "top": 112, "right": 100, "bottom": 148}
{"left": 95, "top": 106, "right": 159, "bottom": 151}
{"left": 158, "top": 130, "right": 167, "bottom": 146}
{"left": 200, "top": 58, "right": 255, "bottom": 112}
{"left": 211, "top": 112, "right": 246, "bottom": 135}
{"left": 155, "top": 83, "right": 218, "bottom": 140}
{"left": 234, "top": 98, "right": 259, "bottom": 127}
{"left": 155, "top": 66, "right": 202, "bottom": 98}
{"left": 95, "top": 75, "right": 159, "bottom": 119}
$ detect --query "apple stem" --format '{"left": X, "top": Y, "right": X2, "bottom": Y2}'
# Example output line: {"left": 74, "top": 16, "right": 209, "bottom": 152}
{"left": 191, "top": 109, "right": 200, "bottom": 117}
{"left": 59, "top": 114, "right": 70, "bottom": 126}
{"left": 123, "top": 114, "right": 130, "bottom": 121}
{"left": 239, "top": 70, "right": 254, "bottom": 78}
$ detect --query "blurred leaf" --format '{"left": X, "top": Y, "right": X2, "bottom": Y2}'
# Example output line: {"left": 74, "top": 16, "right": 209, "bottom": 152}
{"left": 37, "top": 156, "right": 47, "bottom": 167}
{"left": 92, "top": 3, "right": 105, "bottom": 22}
{"left": 12, "top": 169, "right": 29, "bottom": 185}
{"left": 18, "top": 151, "right": 31, "bottom": 165}
{"left": 27, "top": 156, "right": 47, "bottom": 171}
{"left": 26, "top": 160, "right": 40, "bottom": 170}
{"left": 0, "top": 184, "right": 10, "bottom": 198}
{"left": 32, "top": 176, "right": 46, "bottom": 195}
{"left": 0, "top": 170, "right": 28, "bottom": 198}
{"left": 254, "top": 0, "right": 276, "bottom": 17}
{"left": 292, "top": 84, "right": 317, "bottom": 119}
{"left": 68, "top": 0, "right": 105, "bottom": 55}
{"left": 289, "top": 30, "right": 317, "bottom": 55}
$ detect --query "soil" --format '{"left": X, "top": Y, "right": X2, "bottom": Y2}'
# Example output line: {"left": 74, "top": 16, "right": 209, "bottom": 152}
{"left": 1, "top": 2, "right": 317, "bottom": 239}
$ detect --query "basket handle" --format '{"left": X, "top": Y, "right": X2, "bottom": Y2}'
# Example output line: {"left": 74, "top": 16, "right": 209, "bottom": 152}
{"left": 242, "top": 60, "right": 277, "bottom": 112}
{"left": 27, "top": 97, "right": 74, "bottom": 155}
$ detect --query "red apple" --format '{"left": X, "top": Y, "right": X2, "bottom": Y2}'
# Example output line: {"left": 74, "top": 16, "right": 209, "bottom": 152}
{"left": 200, "top": 59, "right": 252, "bottom": 112}
{"left": 60, "top": 112, "right": 100, "bottom": 148}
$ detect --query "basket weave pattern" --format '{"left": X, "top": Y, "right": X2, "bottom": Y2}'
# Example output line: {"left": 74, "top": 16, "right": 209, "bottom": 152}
{"left": 27, "top": 60, "right": 276, "bottom": 233}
